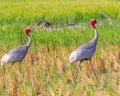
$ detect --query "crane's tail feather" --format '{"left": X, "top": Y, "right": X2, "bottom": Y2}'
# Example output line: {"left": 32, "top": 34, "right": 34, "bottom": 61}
{"left": 69, "top": 51, "right": 78, "bottom": 64}
{"left": 1, "top": 59, "right": 4, "bottom": 67}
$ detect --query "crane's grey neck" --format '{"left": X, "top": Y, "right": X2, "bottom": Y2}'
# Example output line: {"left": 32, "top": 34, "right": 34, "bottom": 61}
{"left": 27, "top": 36, "right": 31, "bottom": 47}
{"left": 93, "top": 29, "right": 98, "bottom": 43}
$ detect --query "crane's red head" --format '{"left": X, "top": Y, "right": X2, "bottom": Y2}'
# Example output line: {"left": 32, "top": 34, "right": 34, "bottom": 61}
{"left": 25, "top": 28, "right": 31, "bottom": 36}
{"left": 90, "top": 19, "right": 97, "bottom": 29}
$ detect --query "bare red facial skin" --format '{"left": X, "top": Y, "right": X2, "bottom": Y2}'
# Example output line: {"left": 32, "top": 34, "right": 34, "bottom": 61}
{"left": 90, "top": 19, "right": 96, "bottom": 29}
{"left": 25, "top": 28, "right": 30, "bottom": 36}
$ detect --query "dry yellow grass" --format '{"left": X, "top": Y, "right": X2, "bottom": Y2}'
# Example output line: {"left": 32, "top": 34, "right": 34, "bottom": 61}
{"left": 0, "top": 45, "right": 119, "bottom": 96}
{"left": 0, "top": 0, "right": 120, "bottom": 95}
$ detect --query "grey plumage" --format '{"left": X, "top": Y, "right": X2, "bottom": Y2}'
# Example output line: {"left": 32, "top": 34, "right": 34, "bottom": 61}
{"left": 69, "top": 29, "right": 98, "bottom": 63}
{"left": 1, "top": 45, "right": 29, "bottom": 65}
{"left": 1, "top": 28, "right": 31, "bottom": 66}
{"left": 69, "top": 19, "right": 99, "bottom": 83}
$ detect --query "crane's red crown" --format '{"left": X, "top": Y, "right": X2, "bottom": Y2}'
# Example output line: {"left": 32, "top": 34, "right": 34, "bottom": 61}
{"left": 25, "top": 28, "right": 31, "bottom": 36}
{"left": 90, "top": 19, "right": 97, "bottom": 29}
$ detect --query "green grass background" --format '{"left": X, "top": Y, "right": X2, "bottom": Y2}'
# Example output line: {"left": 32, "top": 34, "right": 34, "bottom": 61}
{"left": 0, "top": 0, "right": 120, "bottom": 96}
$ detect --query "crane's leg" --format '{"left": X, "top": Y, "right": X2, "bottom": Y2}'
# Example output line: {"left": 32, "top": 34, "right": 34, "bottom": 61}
{"left": 73, "top": 61, "right": 82, "bottom": 80}
{"left": 2, "top": 65, "right": 7, "bottom": 89}
{"left": 89, "top": 59, "right": 99, "bottom": 83}
{"left": 4, "top": 64, "right": 12, "bottom": 78}
{"left": 2, "top": 64, "right": 12, "bottom": 89}
{"left": 3, "top": 65, "right": 6, "bottom": 75}
{"left": 8, "top": 64, "right": 12, "bottom": 72}
{"left": 18, "top": 62, "right": 22, "bottom": 73}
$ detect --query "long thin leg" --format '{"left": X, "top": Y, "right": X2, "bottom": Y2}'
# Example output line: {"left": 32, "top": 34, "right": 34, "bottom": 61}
{"left": 7, "top": 64, "right": 12, "bottom": 73}
{"left": 3, "top": 65, "right": 6, "bottom": 75}
{"left": 18, "top": 62, "right": 22, "bottom": 73}
{"left": 2, "top": 65, "right": 7, "bottom": 88}
{"left": 73, "top": 61, "right": 82, "bottom": 80}
{"left": 4, "top": 64, "right": 12, "bottom": 75}
{"left": 89, "top": 59, "right": 99, "bottom": 83}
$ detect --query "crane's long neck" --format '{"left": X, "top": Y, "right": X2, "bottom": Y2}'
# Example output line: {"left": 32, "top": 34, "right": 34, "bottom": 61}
{"left": 27, "top": 36, "right": 32, "bottom": 48}
{"left": 93, "top": 28, "right": 98, "bottom": 44}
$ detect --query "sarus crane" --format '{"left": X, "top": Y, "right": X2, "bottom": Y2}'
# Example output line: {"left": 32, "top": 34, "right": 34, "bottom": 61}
{"left": 69, "top": 19, "right": 99, "bottom": 83}
{"left": 1, "top": 28, "right": 32, "bottom": 66}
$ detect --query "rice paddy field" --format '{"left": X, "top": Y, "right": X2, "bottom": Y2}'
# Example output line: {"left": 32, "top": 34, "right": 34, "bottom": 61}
{"left": 0, "top": 0, "right": 120, "bottom": 96}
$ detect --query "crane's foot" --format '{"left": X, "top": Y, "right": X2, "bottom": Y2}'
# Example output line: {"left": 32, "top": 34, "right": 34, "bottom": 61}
{"left": 67, "top": 76, "right": 78, "bottom": 84}
{"left": 67, "top": 78, "right": 72, "bottom": 83}
{"left": 67, "top": 77, "right": 75, "bottom": 84}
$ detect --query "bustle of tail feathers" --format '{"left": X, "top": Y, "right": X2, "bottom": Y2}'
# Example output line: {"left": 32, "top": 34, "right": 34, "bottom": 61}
{"left": 69, "top": 51, "right": 77, "bottom": 64}
{"left": 0, "top": 54, "right": 10, "bottom": 66}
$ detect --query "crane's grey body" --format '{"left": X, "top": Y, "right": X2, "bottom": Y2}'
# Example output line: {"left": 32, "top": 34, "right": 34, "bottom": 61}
{"left": 1, "top": 37, "right": 31, "bottom": 66}
{"left": 69, "top": 29, "right": 98, "bottom": 63}
{"left": 68, "top": 19, "right": 99, "bottom": 83}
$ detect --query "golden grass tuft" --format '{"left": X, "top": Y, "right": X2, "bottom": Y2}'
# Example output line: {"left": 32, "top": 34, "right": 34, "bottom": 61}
{"left": 0, "top": 45, "right": 120, "bottom": 95}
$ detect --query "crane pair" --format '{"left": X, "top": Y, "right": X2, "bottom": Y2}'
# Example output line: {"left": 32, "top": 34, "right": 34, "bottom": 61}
{"left": 1, "top": 19, "right": 99, "bottom": 83}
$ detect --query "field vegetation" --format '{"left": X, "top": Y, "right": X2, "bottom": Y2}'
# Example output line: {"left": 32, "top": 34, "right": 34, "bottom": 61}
{"left": 0, "top": 0, "right": 120, "bottom": 95}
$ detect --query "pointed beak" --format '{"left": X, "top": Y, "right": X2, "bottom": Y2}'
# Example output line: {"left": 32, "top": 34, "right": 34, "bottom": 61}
{"left": 96, "top": 20, "right": 99, "bottom": 23}
{"left": 30, "top": 29, "right": 37, "bottom": 34}
{"left": 30, "top": 29, "right": 33, "bottom": 32}
{"left": 30, "top": 29, "right": 35, "bottom": 33}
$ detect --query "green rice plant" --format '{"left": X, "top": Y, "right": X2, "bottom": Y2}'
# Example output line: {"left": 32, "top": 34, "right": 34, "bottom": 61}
{"left": 0, "top": 0, "right": 120, "bottom": 95}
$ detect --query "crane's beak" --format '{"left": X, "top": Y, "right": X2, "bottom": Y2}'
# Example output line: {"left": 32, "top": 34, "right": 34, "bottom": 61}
{"left": 30, "top": 29, "right": 33, "bottom": 32}
{"left": 30, "top": 29, "right": 37, "bottom": 34}
{"left": 30, "top": 29, "right": 35, "bottom": 33}
{"left": 96, "top": 20, "right": 99, "bottom": 23}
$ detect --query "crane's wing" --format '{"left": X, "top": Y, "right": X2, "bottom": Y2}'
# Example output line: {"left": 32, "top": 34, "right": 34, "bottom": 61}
{"left": 75, "top": 40, "right": 94, "bottom": 51}
{"left": 69, "top": 46, "right": 96, "bottom": 63}
{"left": 6, "top": 45, "right": 28, "bottom": 55}
{"left": 1, "top": 46, "right": 29, "bottom": 64}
